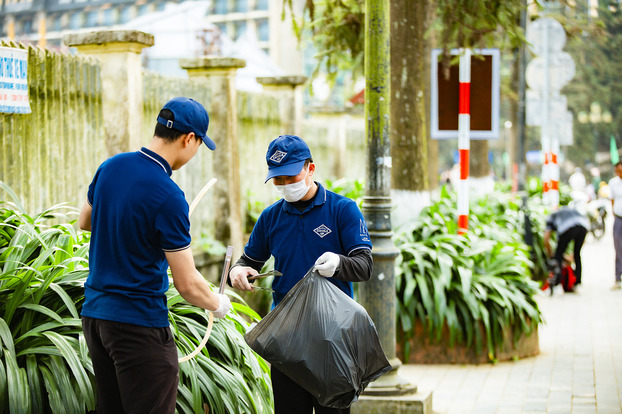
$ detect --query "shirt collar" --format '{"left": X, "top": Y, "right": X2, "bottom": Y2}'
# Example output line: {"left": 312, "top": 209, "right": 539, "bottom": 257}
{"left": 282, "top": 182, "right": 326, "bottom": 215}
{"left": 139, "top": 147, "right": 173, "bottom": 177}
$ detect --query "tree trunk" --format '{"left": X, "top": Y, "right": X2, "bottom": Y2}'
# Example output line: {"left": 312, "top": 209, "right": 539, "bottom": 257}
{"left": 470, "top": 140, "right": 489, "bottom": 178}
{"left": 390, "top": 0, "right": 430, "bottom": 192}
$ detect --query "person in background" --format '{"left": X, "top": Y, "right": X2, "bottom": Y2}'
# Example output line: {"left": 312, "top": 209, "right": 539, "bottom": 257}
{"left": 569, "top": 167, "right": 590, "bottom": 208}
{"left": 598, "top": 181, "right": 611, "bottom": 200}
{"left": 609, "top": 161, "right": 622, "bottom": 289}
{"left": 228, "top": 135, "right": 373, "bottom": 414}
{"left": 589, "top": 166, "right": 602, "bottom": 199}
{"left": 78, "top": 97, "right": 231, "bottom": 413}
{"left": 569, "top": 167, "right": 587, "bottom": 193}
{"left": 544, "top": 206, "right": 589, "bottom": 289}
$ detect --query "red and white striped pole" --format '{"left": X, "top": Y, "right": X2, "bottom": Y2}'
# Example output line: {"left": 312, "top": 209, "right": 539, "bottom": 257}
{"left": 550, "top": 137, "right": 559, "bottom": 207}
{"left": 458, "top": 49, "right": 471, "bottom": 235}
{"left": 542, "top": 147, "right": 550, "bottom": 205}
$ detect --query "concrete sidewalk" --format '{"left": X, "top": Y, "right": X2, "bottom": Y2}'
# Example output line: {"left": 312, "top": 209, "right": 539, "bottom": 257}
{"left": 399, "top": 219, "right": 622, "bottom": 414}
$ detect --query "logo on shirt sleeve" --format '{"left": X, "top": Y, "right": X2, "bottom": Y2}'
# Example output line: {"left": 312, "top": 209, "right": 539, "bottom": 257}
{"left": 269, "top": 150, "right": 287, "bottom": 163}
{"left": 313, "top": 224, "right": 332, "bottom": 238}
{"left": 360, "top": 219, "right": 370, "bottom": 241}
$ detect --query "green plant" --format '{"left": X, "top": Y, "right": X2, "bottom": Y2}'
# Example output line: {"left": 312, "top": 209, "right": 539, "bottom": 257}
{"left": 0, "top": 182, "right": 272, "bottom": 413}
{"left": 395, "top": 187, "right": 543, "bottom": 362}
{"left": 194, "top": 233, "right": 228, "bottom": 257}
{"left": 525, "top": 176, "right": 572, "bottom": 206}
{"left": 324, "top": 178, "right": 365, "bottom": 208}
{"left": 244, "top": 190, "right": 270, "bottom": 235}
{"left": 0, "top": 200, "right": 95, "bottom": 413}
{"left": 169, "top": 290, "right": 272, "bottom": 413}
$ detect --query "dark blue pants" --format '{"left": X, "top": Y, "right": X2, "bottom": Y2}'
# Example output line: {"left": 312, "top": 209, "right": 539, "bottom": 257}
{"left": 82, "top": 317, "right": 178, "bottom": 414}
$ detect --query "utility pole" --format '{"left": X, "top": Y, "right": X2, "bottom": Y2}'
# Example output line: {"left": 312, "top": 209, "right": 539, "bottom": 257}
{"left": 517, "top": 0, "right": 527, "bottom": 191}
{"left": 359, "top": 0, "right": 415, "bottom": 396}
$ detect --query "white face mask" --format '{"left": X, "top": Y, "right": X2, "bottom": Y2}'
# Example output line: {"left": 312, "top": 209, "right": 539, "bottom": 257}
{"left": 275, "top": 169, "right": 311, "bottom": 202}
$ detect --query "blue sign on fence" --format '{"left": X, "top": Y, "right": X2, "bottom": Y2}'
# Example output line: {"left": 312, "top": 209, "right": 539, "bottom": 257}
{"left": 0, "top": 46, "right": 31, "bottom": 114}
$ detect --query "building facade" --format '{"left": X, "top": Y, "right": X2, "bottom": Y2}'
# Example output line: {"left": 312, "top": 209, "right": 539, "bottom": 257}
{"left": 0, "top": 0, "right": 304, "bottom": 74}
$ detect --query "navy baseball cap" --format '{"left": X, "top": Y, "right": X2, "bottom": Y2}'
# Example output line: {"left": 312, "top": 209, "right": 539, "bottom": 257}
{"left": 265, "top": 135, "right": 312, "bottom": 183}
{"left": 157, "top": 97, "right": 216, "bottom": 150}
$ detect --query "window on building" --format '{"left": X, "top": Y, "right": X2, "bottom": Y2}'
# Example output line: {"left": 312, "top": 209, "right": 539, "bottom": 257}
{"left": 234, "top": 20, "right": 246, "bottom": 40}
{"left": 103, "top": 8, "right": 115, "bottom": 26}
{"left": 214, "top": 0, "right": 228, "bottom": 14}
{"left": 138, "top": 4, "right": 150, "bottom": 16}
{"left": 85, "top": 10, "right": 98, "bottom": 27}
{"left": 51, "top": 14, "right": 62, "bottom": 32}
{"left": 234, "top": 0, "right": 247, "bottom": 12}
{"left": 69, "top": 12, "right": 82, "bottom": 30}
{"left": 215, "top": 22, "right": 227, "bottom": 36}
{"left": 257, "top": 18, "right": 269, "bottom": 42}
{"left": 119, "top": 6, "right": 132, "bottom": 24}
{"left": 156, "top": 2, "right": 165, "bottom": 11}
{"left": 22, "top": 18, "right": 32, "bottom": 34}
{"left": 255, "top": 0, "right": 269, "bottom": 10}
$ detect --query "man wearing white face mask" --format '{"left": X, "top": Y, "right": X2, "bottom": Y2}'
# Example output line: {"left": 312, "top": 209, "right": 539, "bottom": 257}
{"left": 229, "top": 135, "right": 373, "bottom": 414}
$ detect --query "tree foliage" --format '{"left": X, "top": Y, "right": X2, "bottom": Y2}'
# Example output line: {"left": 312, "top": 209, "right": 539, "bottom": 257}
{"left": 288, "top": 0, "right": 533, "bottom": 81}
{"left": 287, "top": 0, "right": 365, "bottom": 81}
{"left": 561, "top": 0, "right": 622, "bottom": 167}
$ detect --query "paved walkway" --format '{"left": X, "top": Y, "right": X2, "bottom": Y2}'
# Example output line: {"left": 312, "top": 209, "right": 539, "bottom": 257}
{"left": 400, "top": 217, "right": 622, "bottom": 414}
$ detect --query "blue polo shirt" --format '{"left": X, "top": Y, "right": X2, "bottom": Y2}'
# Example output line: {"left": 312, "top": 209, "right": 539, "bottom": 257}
{"left": 244, "top": 183, "right": 372, "bottom": 306}
{"left": 81, "top": 148, "right": 191, "bottom": 328}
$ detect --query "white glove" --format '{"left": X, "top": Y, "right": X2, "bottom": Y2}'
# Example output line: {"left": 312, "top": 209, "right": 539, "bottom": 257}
{"left": 314, "top": 252, "right": 340, "bottom": 277}
{"left": 213, "top": 293, "right": 231, "bottom": 318}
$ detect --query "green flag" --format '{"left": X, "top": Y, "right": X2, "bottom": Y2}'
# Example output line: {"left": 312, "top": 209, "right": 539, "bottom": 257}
{"left": 611, "top": 136, "right": 620, "bottom": 164}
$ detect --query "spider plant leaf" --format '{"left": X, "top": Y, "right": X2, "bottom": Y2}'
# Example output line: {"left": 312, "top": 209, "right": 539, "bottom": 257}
{"left": 18, "top": 303, "right": 65, "bottom": 324}
{"left": 0, "top": 358, "right": 6, "bottom": 409}
{"left": 0, "top": 181, "right": 25, "bottom": 213}
{"left": 4, "top": 348, "right": 30, "bottom": 413}
{"left": 42, "top": 331, "right": 95, "bottom": 408}
{"left": 48, "top": 282, "right": 80, "bottom": 319}
{"left": 25, "top": 354, "right": 44, "bottom": 413}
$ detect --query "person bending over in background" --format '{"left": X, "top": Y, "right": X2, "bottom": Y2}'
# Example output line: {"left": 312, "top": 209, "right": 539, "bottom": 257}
{"left": 544, "top": 206, "right": 589, "bottom": 289}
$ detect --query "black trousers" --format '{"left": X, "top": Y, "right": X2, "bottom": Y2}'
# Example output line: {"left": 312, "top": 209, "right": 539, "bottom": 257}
{"left": 82, "top": 317, "right": 179, "bottom": 414}
{"left": 555, "top": 225, "right": 587, "bottom": 284}
{"left": 271, "top": 366, "right": 350, "bottom": 414}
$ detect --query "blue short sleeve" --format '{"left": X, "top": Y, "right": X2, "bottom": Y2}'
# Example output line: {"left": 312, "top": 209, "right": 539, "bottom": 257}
{"left": 155, "top": 193, "right": 191, "bottom": 252}
{"left": 87, "top": 162, "right": 106, "bottom": 206}
{"left": 338, "top": 200, "right": 372, "bottom": 254}
{"left": 244, "top": 210, "right": 272, "bottom": 262}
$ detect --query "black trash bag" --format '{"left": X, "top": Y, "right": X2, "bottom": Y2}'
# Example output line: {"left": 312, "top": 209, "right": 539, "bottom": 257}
{"left": 244, "top": 268, "right": 391, "bottom": 409}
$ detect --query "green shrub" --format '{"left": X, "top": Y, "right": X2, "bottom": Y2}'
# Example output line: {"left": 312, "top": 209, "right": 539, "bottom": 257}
{"left": 0, "top": 182, "right": 272, "bottom": 414}
{"left": 395, "top": 187, "right": 543, "bottom": 362}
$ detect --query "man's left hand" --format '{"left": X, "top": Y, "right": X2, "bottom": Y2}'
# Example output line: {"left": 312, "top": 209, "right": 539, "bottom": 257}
{"left": 314, "top": 252, "right": 340, "bottom": 277}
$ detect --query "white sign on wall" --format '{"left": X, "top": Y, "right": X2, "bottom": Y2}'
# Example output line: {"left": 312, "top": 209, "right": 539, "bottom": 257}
{"left": 0, "top": 47, "right": 31, "bottom": 114}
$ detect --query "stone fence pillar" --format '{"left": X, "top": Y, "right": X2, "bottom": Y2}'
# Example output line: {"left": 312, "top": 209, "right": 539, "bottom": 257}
{"left": 256, "top": 75, "right": 307, "bottom": 136}
{"left": 180, "top": 57, "right": 246, "bottom": 255}
{"left": 63, "top": 30, "right": 154, "bottom": 157}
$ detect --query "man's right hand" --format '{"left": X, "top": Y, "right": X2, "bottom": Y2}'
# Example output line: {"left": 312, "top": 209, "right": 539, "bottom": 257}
{"left": 213, "top": 294, "right": 231, "bottom": 318}
{"left": 229, "top": 266, "right": 257, "bottom": 291}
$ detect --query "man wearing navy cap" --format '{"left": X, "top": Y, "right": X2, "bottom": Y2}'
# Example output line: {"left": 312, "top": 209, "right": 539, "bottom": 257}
{"left": 78, "top": 97, "right": 230, "bottom": 414}
{"left": 229, "top": 135, "right": 373, "bottom": 414}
